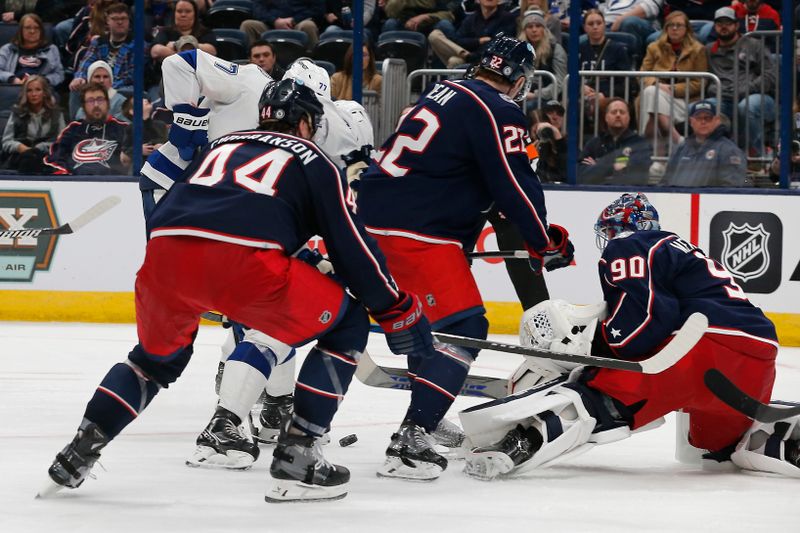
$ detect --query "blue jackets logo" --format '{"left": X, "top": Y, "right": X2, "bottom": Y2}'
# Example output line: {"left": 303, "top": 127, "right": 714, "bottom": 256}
{"left": 0, "top": 191, "right": 59, "bottom": 281}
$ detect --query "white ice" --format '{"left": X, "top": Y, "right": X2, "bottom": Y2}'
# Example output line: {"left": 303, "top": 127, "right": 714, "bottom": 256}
{"left": 1, "top": 322, "right": 799, "bottom": 533}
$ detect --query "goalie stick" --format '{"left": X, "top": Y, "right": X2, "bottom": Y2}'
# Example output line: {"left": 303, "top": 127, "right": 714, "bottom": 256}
{"left": 703, "top": 368, "right": 800, "bottom": 423}
{"left": 0, "top": 196, "right": 121, "bottom": 240}
{"left": 433, "top": 312, "right": 708, "bottom": 374}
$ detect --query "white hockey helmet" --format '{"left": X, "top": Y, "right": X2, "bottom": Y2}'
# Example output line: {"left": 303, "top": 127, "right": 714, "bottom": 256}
{"left": 283, "top": 57, "right": 331, "bottom": 100}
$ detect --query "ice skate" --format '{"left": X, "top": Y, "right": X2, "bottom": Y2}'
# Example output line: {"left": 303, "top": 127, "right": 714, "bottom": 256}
{"left": 464, "top": 424, "right": 543, "bottom": 480}
{"left": 266, "top": 430, "right": 350, "bottom": 502}
{"left": 255, "top": 394, "right": 293, "bottom": 444}
{"left": 431, "top": 418, "right": 465, "bottom": 448}
{"left": 38, "top": 422, "right": 109, "bottom": 497}
{"left": 186, "top": 406, "right": 260, "bottom": 470}
{"left": 377, "top": 420, "right": 448, "bottom": 481}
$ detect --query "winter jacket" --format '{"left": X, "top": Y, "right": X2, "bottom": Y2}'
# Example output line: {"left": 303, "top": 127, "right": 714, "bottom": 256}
{"left": 707, "top": 35, "right": 775, "bottom": 101}
{"left": 640, "top": 37, "right": 708, "bottom": 99}
{"left": 578, "top": 128, "right": 652, "bottom": 185}
{"left": 661, "top": 125, "right": 747, "bottom": 187}
{"left": 44, "top": 117, "right": 130, "bottom": 175}
{"left": 0, "top": 43, "right": 65, "bottom": 86}
{"left": 454, "top": 5, "right": 517, "bottom": 53}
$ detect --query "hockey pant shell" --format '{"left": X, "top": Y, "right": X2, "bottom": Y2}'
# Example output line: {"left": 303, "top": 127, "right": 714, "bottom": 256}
{"left": 588, "top": 333, "right": 777, "bottom": 452}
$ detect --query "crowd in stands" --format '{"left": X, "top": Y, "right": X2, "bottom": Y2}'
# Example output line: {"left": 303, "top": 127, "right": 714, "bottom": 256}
{"left": 0, "top": 0, "right": 796, "bottom": 186}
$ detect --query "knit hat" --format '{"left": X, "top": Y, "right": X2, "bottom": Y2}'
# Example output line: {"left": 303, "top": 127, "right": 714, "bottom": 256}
{"left": 87, "top": 60, "right": 113, "bottom": 85}
{"left": 522, "top": 10, "right": 546, "bottom": 28}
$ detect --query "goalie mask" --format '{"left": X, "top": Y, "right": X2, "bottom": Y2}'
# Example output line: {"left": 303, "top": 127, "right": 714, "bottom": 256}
{"left": 258, "top": 78, "right": 324, "bottom": 132}
{"left": 469, "top": 34, "right": 535, "bottom": 103}
{"left": 594, "top": 192, "right": 660, "bottom": 249}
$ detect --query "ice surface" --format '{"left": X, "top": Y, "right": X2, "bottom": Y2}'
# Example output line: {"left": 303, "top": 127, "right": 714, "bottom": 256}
{"left": 1, "top": 322, "right": 799, "bottom": 532}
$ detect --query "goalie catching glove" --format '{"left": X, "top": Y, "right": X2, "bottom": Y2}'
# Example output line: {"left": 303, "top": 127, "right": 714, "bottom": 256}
{"left": 169, "top": 104, "right": 210, "bottom": 160}
{"left": 373, "top": 291, "right": 434, "bottom": 358}
{"left": 527, "top": 224, "right": 575, "bottom": 275}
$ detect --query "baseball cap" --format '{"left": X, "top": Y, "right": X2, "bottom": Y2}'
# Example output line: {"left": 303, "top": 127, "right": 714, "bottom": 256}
{"left": 175, "top": 35, "right": 200, "bottom": 51}
{"left": 690, "top": 100, "right": 717, "bottom": 117}
{"left": 713, "top": 7, "right": 736, "bottom": 22}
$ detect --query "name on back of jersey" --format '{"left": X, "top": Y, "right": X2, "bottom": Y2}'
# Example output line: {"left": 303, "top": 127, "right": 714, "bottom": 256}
{"left": 426, "top": 83, "right": 457, "bottom": 107}
{"left": 210, "top": 132, "right": 318, "bottom": 165}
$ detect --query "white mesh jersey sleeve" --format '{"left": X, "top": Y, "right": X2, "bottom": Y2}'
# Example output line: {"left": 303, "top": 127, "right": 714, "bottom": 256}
{"left": 313, "top": 98, "right": 374, "bottom": 169}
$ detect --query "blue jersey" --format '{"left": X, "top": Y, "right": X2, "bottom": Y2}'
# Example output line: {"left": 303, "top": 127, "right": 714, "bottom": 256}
{"left": 357, "top": 78, "right": 549, "bottom": 252}
{"left": 147, "top": 130, "right": 399, "bottom": 313}
{"left": 599, "top": 230, "right": 777, "bottom": 359}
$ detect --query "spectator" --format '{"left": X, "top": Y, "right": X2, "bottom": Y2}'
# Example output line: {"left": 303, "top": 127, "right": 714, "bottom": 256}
{"left": 120, "top": 96, "right": 167, "bottom": 168}
{"left": 330, "top": 43, "right": 381, "bottom": 100}
{"left": 520, "top": 9, "right": 566, "bottom": 104}
{"left": 515, "top": 1, "right": 561, "bottom": 43}
{"left": 428, "top": 0, "right": 516, "bottom": 68}
{"left": 661, "top": 99, "right": 747, "bottom": 187}
{"left": 768, "top": 100, "right": 800, "bottom": 185}
{"left": 69, "top": 2, "right": 139, "bottom": 95}
{"left": 321, "top": 0, "right": 377, "bottom": 43}
{"left": 531, "top": 99, "right": 567, "bottom": 182}
{"left": 705, "top": 6, "right": 775, "bottom": 159}
{"left": 732, "top": 0, "right": 780, "bottom": 33}
{"left": 601, "top": 0, "right": 663, "bottom": 54}
{"left": 663, "top": 1, "right": 728, "bottom": 43}
{"left": 578, "top": 9, "right": 632, "bottom": 119}
{"left": 64, "top": 0, "right": 115, "bottom": 72}
{"left": 638, "top": 10, "right": 707, "bottom": 175}
{"left": 382, "top": 0, "right": 456, "bottom": 38}
{"left": 240, "top": 0, "right": 325, "bottom": 52}
{"left": 249, "top": 40, "right": 285, "bottom": 79}
{"left": 578, "top": 97, "right": 652, "bottom": 184}
{"left": 150, "top": 0, "right": 217, "bottom": 61}
{"left": 1, "top": 0, "right": 38, "bottom": 24}
{"left": 44, "top": 82, "right": 130, "bottom": 175}
{"left": 73, "top": 60, "right": 127, "bottom": 121}
{"left": 0, "top": 75, "right": 64, "bottom": 174}
{"left": 0, "top": 14, "right": 65, "bottom": 87}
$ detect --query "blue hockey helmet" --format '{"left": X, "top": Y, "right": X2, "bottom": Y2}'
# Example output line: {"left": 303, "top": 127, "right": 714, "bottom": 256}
{"left": 594, "top": 193, "right": 660, "bottom": 249}
{"left": 258, "top": 78, "right": 324, "bottom": 132}
{"left": 472, "top": 34, "right": 536, "bottom": 103}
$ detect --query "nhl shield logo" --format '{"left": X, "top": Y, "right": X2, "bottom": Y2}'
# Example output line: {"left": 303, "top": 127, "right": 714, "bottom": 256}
{"left": 720, "top": 222, "right": 769, "bottom": 282}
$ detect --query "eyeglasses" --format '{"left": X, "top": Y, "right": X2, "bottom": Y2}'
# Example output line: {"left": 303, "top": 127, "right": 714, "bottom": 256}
{"left": 666, "top": 23, "right": 686, "bottom": 29}
{"left": 85, "top": 97, "right": 108, "bottom": 105}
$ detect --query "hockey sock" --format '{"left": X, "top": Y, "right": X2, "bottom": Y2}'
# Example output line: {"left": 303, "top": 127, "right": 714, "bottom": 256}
{"left": 293, "top": 345, "right": 359, "bottom": 436}
{"left": 82, "top": 361, "right": 161, "bottom": 440}
{"left": 406, "top": 345, "right": 474, "bottom": 431}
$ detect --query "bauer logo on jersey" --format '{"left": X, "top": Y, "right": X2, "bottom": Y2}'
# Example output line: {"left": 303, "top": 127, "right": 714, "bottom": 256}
{"left": 709, "top": 211, "right": 782, "bottom": 293}
{"left": 0, "top": 191, "right": 59, "bottom": 281}
{"left": 72, "top": 138, "right": 119, "bottom": 169}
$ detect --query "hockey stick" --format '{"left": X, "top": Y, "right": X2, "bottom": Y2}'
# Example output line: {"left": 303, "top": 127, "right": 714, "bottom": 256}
{"left": 354, "top": 349, "right": 508, "bottom": 399}
{"left": 0, "top": 196, "right": 121, "bottom": 240}
{"left": 433, "top": 312, "right": 708, "bottom": 374}
{"left": 468, "top": 250, "right": 530, "bottom": 259}
{"left": 704, "top": 368, "right": 800, "bottom": 423}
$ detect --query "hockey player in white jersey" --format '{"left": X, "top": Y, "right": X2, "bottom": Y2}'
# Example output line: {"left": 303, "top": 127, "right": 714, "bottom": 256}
{"left": 139, "top": 49, "right": 375, "bottom": 469}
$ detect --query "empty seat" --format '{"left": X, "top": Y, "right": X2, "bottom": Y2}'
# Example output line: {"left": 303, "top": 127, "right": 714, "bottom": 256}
{"left": 0, "top": 24, "right": 18, "bottom": 46}
{"left": 376, "top": 30, "right": 427, "bottom": 73}
{"left": 313, "top": 30, "right": 353, "bottom": 71}
{"left": 262, "top": 29, "right": 309, "bottom": 67}
{"left": 0, "top": 84, "right": 22, "bottom": 111}
{"left": 210, "top": 28, "right": 249, "bottom": 61}
{"left": 205, "top": 0, "right": 253, "bottom": 29}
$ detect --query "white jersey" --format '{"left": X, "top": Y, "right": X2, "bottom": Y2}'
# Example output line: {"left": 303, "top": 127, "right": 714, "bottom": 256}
{"left": 141, "top": 50, "right": 374, "bottom": 189}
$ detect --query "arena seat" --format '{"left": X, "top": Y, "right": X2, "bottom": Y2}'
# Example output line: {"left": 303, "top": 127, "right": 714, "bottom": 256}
{"left": 376, "top": 30, "right": 427, "bottom": 73}
{"left": 210, "top": 28, "right": 249, "bottom": 61}
{"left": 261, "top": 29, "right": 309, "bottom": 68}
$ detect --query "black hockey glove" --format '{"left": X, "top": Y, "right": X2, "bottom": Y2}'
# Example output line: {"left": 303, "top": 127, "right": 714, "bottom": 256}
{"left": 373, "top": 291, "right": 435, "bottom": 358}
{"left": 527, "top": 224, "right": 575, "bottom": 274}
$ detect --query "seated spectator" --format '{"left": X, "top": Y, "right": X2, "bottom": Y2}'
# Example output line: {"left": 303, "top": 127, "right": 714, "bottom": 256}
{"left": 515, "top": 1, "right": 561, "bottom": 43}
{"left": 120, "top": 96, "right": 167, "bottom": 167}
{"left": 0, "top": 75, "right": 64, "bottom": 174}
{"left": 732, "top": 0, "right": 780, "bottom": 33}
{"left": 601, "top": 0, "right": 663, "bottom": 54}
{"left": 69, "top": 2, "right": 139, "bottom": 96}
{"left": 0, "top": 14, "right": 65, "bottom": 87}
{"left": 579, "top": 9, "right": 632, "bottom": 119}
{"left": 44, "top": 82, "right": 130, "bottom": 175}
{"left": 382, "top": 0, "right": 456, "bottom": 39}
{"left": 661, "top": 100, "right": 747, "bottom": 187}
{"left": 330, "top": 43, "right": 381, "bottom": 100}
{"left": 638, "top": 10, "right": 707, "bottom": 174}
{"left": 249, "top": 40, "right": 285, "bottom": 79}
{"left": 578, "top": 97, "right": 652, "bottom": 185}
{"left": 1, "top": 0, "right": 38, "bottom": 24}
{"left": 72, "top": 60, "right": 126, "bottom": 121}
{"left": 150, "top": 0, "right": 217, "bottom": 62}
{"left": 428, "top": 0, "right": 516, "bottom": 69}
{"left": 240, "top": 0, "right": 325, "bottom": 52}
{"left": 663, "top": 1, "right": 727, "bottom": 43}
{"left": 321, "top": 0, "right": 377, "bottom": 44}
{"left": 531, "top": 99, "right": 567, "bottom": 182}
{"left": 63, "top": 0, "right": 114, "bottom": 71}
{"left": 520, "top": 9, "right": 566, "bottom": 105}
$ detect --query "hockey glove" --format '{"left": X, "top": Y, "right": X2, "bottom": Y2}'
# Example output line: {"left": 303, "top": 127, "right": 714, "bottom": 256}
{"left": 169, "top": 104, "right": 210, "bottom": 161}
{"left": 294, "top": 247, "right": 334, "bottom": 275}
{"left": 342, "top": 145, "right": 372, "bottom": 185}
{"left": 527, "top": 224, "right": 575, "bottom": 275}
{"left": 373, "top": 291, "right": 435, "bottom": 358}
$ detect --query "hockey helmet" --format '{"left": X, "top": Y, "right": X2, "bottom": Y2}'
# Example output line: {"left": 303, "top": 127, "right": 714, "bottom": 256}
{"left": 594, "top": 192, "right": 660, "bottom": 249}
{"left": 258, "top": 78, "right": 324, "bottom": 132}
{"left": 283, "top": 57, "right": 331, "bottom": 100}
{"left": 471, "top": 34, "right": 536, "bottom": 103}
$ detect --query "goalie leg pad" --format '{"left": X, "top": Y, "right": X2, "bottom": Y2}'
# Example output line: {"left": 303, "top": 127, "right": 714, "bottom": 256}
{"left": 731, "top": 411, "right": 800, "bottom": 478}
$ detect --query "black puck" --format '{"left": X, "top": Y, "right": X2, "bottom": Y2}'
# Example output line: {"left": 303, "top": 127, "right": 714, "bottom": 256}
{"left": 338, "top": 434, "right": 358, "bottom": 447}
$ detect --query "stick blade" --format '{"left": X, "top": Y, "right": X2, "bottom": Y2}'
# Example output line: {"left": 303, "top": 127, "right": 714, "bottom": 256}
{"left": 704, "top": 368, "right": 800, "bottom": 423}
{"left": 64, "top": 195, "right": 122, "bottom": 234}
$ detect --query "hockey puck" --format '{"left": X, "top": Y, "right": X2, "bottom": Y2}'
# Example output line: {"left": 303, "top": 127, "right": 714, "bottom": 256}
{"left": 339, "top": 434, "right": 358, "bottom": 447}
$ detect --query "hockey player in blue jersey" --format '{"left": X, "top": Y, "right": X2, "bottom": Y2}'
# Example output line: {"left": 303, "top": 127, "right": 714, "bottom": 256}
{"left": 356, "top": 35, "right": 575, "bottom": 480}
{"left": 460, "top": 193, "right": 798, "bottom": 480}
{"left": 41, "top": 79, "right": 435, "bottom": 503}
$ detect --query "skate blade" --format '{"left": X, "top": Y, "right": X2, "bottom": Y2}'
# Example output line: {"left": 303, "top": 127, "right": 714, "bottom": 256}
{"left": 463, "top": 451, "right": 514, "bottom": 481}
{"left": 376, "top": 456, "right": 443, "bottom": 481}
{"left": 185, "top": 446, "right": 255, "bottom": 470}
{"left": 265, "top": 479, "right": 349, "bottom": 503}
{"left": 36, "top": 477, "right": 66, "bottom": 499}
